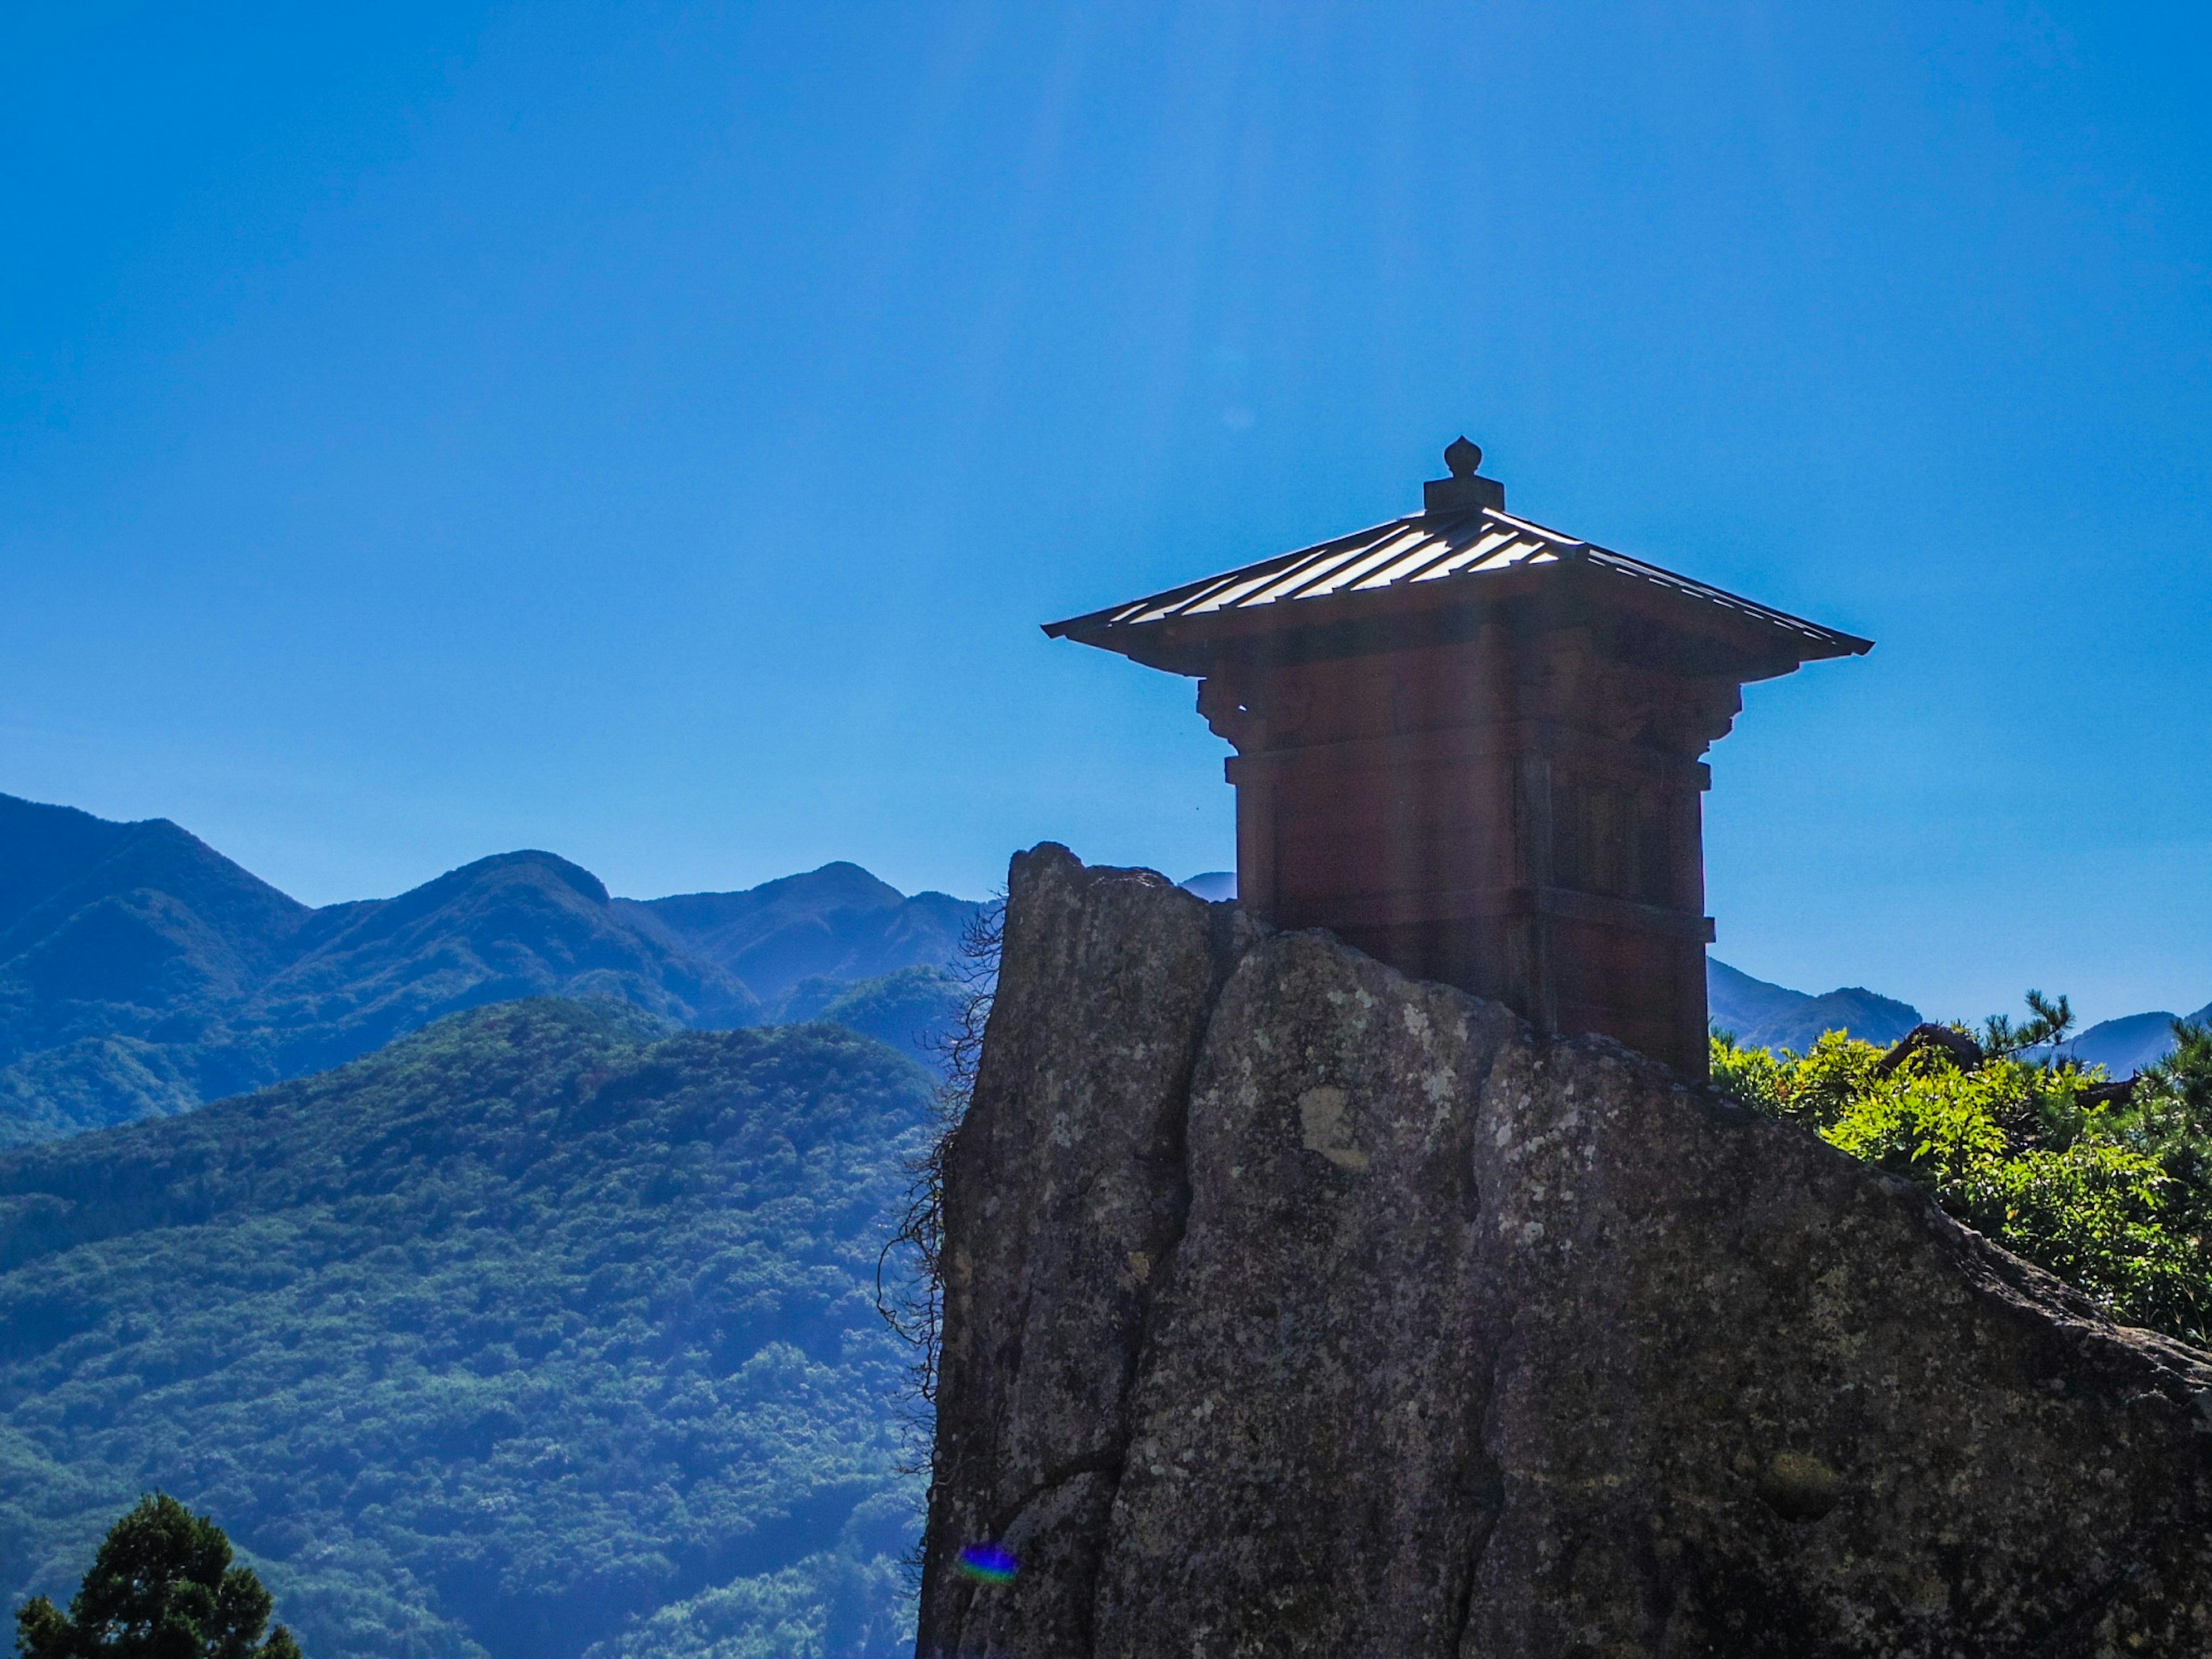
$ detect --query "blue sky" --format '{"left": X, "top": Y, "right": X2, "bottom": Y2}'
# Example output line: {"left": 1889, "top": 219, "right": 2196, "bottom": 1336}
{"left": 2, "top": 1, "right": 2207, "bottom": 1024}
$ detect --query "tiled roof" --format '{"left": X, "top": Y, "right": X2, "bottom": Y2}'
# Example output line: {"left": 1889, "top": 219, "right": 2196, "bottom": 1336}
{"left": 1046, "top": 505, "right": 1870, "bottom": 661}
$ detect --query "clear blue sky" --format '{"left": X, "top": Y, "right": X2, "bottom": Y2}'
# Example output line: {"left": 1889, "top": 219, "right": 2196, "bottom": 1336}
{"left": 2, "top": 2, "right": 2206, "bottom": 1024}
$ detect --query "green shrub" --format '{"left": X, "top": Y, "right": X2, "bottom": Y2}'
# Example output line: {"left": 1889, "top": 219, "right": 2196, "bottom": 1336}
{"left": 1714, "top": 1007, "right": 2212, "bottom": 1347}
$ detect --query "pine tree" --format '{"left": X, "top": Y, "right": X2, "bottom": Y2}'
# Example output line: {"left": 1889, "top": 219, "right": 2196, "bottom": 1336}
{"left": 14, "top": 1494, "right": 300, "bottom": 1658}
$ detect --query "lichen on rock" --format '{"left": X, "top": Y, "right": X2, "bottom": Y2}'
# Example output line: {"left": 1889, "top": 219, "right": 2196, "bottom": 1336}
{"left": 918, "top": 845, "right": 2212, "bottom": 1658}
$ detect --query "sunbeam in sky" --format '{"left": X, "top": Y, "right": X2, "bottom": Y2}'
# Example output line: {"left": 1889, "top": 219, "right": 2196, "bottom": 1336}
{"left": 2, "top": 1, "right": 2208, "bottom": 1022}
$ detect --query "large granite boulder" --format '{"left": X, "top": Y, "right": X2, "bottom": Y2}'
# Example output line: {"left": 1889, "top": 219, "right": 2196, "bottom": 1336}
{"left": 918, "top": 846, "right": 2212, "bottom": 1658}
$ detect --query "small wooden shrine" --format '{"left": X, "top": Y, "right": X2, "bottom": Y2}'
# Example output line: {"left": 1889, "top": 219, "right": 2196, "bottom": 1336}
{"left": 1044, "top": 438, "right": 1870, "bottom": 1078}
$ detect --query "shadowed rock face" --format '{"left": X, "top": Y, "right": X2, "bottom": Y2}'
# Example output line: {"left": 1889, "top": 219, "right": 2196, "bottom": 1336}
{"left": 918, "top": 844, "right": 2212, "bottom": 1659}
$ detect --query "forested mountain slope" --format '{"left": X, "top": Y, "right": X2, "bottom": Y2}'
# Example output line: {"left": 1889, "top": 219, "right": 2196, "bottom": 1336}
{"left": 0, "top": 998, "right": 928, "bottom": 1659}
{"left": 0, "top": 793, "right": 977, "bottom": 1142}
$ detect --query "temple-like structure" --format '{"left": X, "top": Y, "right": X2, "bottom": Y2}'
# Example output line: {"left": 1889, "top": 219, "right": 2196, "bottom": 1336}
{"left": 1044, "top": 439, "right": 1869, "bottom": 1077}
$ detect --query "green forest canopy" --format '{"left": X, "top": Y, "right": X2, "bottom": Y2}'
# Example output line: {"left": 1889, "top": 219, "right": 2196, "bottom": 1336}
{"left": 1713, "top": 1002, "right": 2212, "bottom": 1349}
{"left": 0, "top": 999, "right": 933, "bottom": 1659}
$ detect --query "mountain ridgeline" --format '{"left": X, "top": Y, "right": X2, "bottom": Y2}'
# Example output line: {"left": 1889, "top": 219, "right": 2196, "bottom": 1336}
{"left": 0, "top": 793, "right": 980, "bottom": 1144}
{"left": 1705, "top": 957, "right": 2211, "bottom": 1074}
{"left": 1703, "top": 957, "right": 1922, "bottom": 1056}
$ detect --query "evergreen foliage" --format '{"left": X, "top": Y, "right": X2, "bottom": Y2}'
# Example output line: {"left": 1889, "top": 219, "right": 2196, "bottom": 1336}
{"left": 1714, "top": 1005, "right": 2212, "bottom": 1346}
{"left": 0, "top": 999, "right": 931, "bottom": 1659}
{"left": 1978, "top": 988, "right": 2077, "bottom": 1059}
{"left": 767, "top": 969, "right": 964, "bottom": 1071}
{"left": 14, "top": 1494, "right": 300, "bottom": 1659}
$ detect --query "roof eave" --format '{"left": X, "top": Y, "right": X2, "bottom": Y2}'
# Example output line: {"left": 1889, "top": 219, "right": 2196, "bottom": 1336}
{"left": 1048, "top": 558, "right": 1868, "bottom": 681}
{"left": 1570, "top": 561, "right": 1872, "bottom": 673}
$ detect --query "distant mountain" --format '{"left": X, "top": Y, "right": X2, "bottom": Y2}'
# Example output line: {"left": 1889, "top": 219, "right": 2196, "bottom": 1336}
{"left": 2059, "top": 1001, "right": 2212, "bottom": 1078}
{"left": 241, "top": 850, "right": 757, "bottom": 1076}
{"left": 773, "top": 965, "right": 967, "bottom": 1071}
{"left": 2062, "top": 1012, "right": 2186, "bottom": 1078}
{"left": 0, "top": 796, "right": 312, "bottom": 1076}
{"left": 1709, "top": 958, "right": 2212, "bottom": 1073}
{"left": 9, "top": 790, "right": 2192, "bottom": 1111}
{"left": 0, "top": 998, "right": 926, "bottom": 1659}
{"left": 1706, "top": 959, "right": 1923, "bottom": 1055}
{"left": 0, "top": 793, "right": 981, "bottom": 1143}
{"left": 1179, "top": 872, "right": 1237, "bottom": 902}
{"left": 631, "top": 863, "right": 978, "bottom": 1008}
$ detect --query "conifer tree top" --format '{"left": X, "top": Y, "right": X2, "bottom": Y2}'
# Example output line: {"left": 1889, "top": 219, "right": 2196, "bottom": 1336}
{"left": 14, "top": 1494, "right": 301, "bottom": 1659}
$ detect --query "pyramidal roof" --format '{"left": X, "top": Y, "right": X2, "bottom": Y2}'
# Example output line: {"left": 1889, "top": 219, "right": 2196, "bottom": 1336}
{"left": 1045, "top": 441, "right": 1872, "bottom": 681}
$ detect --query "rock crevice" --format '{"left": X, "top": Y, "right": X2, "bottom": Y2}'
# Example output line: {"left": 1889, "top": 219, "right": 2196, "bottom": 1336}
{"left": 919, "top": 846, "right": 2212, "bottom": 1657}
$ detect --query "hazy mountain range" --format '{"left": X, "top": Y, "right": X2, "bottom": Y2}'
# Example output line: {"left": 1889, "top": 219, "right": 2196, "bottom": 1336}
{"left": 1180, "top": 873, "right": 2207, "bottom": 1075}
{"left": 1705, "top": 957, "right": 2210, "bottom": 1073}
{"left": 0, "top": 792, "right": 979, "bottom": 1144}
{"left": 5, "top": 795, "right": 2197, "bottom": 1153}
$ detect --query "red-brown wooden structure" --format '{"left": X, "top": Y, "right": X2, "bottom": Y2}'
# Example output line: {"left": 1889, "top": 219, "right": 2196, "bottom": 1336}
{"left": 1044, "top": 439, "right": 1870, "bottom": 1078}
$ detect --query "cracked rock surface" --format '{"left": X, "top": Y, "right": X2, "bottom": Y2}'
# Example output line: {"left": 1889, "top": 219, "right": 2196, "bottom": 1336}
{"left": 917, "top": 845, "right": 2212, "bottom": 1658}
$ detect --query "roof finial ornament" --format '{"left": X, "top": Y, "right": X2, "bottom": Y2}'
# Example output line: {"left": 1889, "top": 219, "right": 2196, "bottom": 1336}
{"left": 1424, "top": 436, "right": 1502, "bottom": 515}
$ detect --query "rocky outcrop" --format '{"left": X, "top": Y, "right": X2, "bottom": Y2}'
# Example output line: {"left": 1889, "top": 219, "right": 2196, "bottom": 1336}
{"left": 918, "top": 846, "right": 2212, "bottom": 1658}
{"left": 1877, "top": 1021, "right": 1988, "bottom": 1075}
